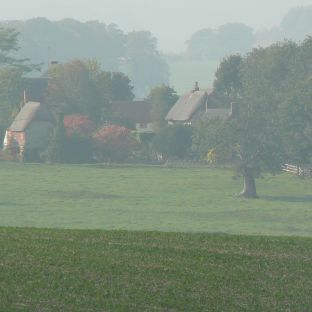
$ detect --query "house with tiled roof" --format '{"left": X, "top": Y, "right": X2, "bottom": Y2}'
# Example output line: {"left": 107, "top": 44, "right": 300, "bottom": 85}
{"left": 3, "top": 102, "right": 54, "bottom": 160}
{"left": 165, "top": 82, "right": 232, "bottom": 125}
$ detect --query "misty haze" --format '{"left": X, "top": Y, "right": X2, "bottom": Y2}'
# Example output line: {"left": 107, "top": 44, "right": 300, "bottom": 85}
{"left": 1, "top": 1, "right": 312, "bottom": 311}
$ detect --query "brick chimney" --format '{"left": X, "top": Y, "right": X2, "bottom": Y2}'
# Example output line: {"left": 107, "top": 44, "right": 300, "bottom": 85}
{"left": 50, "top": 60, "right": 58, "bottom": 66}
{"left": 192, "top": 81, "right": 200, "bottom": 93}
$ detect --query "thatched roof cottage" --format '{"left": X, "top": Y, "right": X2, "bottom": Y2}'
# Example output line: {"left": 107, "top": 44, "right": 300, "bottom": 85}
{"left": 3, "top": 102, "right": 54, "bottom": 161}
{"left": 166, "top": 83, "right": 232, "bottom": 125}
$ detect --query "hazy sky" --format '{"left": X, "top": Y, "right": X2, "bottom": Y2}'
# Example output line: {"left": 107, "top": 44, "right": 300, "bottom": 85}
{"left": 1, "top": 0, "right": 312, "bottom": 52}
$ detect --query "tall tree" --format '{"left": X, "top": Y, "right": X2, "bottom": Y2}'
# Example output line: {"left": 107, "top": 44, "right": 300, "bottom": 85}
{"left": 122, "top": 31, "right": 169, "bottom": 98}
{"left": 0, "top": 27, "right": 37, "bottom": 138}
{"left": 281, "top": 6, "right": 312, "bottom": 41}
{"left": 0, "top": 69, "right": 23, "bottom": 130}
{"left": 46, "top": 112, "right": 66, "bottom": 163}
{"left": 148, "top": 85, "right": 178, "bottom": 131}
{"left": 45, "top": 59, "right": 134, "bottom": 123}
{"left": 1, "top": 19, "right": 170, "bottom": 100}
{"left": 186, "top": 29, "right": 217, "bottom": 60}
{"left": 217, "top": 23, "right": 254, "bottom": 56}
{"left": 186, "top": 23, "right": 253, "bottom": 61}
{"left": 0, "top": 27, "right": 28, "bottom": 69}
{"left": 213, "top": 54, "right": 243, "bottom": 99}
{"left": 278, "top": 37, "right": 312, "bottom": 165}
{"left": 211, "top": 42, "right": 298, "bottom": 198}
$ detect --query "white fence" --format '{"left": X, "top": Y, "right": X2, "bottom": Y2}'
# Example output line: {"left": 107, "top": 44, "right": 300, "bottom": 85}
{"left": 282, "top": 164, "right": 312, "bottom": 177}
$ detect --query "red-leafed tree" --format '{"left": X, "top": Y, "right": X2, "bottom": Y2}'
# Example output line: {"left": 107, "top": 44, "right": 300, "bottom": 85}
{"left": 63, "top": 114, "right": 96, "bottom": 138}
{"left": 93, "top": 125, "right": 138, "bottom": 162}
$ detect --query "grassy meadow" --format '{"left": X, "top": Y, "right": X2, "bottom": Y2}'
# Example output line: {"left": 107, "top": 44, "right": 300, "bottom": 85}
{"left": 1, "top": 162, "right": 312, "bottom": 311}
{"left": 0, "top": 162, "right": 312, "bottom": 236}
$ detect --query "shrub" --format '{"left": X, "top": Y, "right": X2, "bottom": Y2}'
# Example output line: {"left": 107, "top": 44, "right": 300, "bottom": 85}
{"left": 63, "top": 114, "right": 96, "bottom": 138}
{"left": 93, "top": 125, "right": 138, "bottom": 162}
{"left": 0, "top": 149, "right": 15, "bottom": 161}
{"left": 153, "top": 125, "right": 192, "bottom": 159}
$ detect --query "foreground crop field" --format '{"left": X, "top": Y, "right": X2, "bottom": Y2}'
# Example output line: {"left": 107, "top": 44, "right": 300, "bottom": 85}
{"left": 1, "top": 163, "right": 312, "bottom": 236}
{"left": 1, "top": 228, "right": 312, "bottom": 311}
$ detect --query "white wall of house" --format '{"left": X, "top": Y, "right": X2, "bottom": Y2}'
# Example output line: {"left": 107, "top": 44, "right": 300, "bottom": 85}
{"left": 135, "top": 122, "right": 154, "bottom": 133}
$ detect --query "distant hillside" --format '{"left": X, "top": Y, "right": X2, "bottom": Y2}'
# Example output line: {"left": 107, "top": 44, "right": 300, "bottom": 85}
{"left": 1, "top": 18, "right": 168, "bottom": 98}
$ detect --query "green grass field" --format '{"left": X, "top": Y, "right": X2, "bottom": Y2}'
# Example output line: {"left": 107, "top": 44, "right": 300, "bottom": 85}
{"left": 1, "top": 162, "right": 312, "bottom": 311}
{"left": 169, "top": 60, "right": 219, "bottom": 94}
{"left": 0, "top": 162, "right": 312, "bottom": 236}
{"left": 1, "top": 228, "right": 312, "bottom": 311}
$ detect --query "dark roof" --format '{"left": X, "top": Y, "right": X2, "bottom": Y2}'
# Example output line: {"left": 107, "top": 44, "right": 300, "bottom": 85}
{"left": 166, "top": 89, "right": 213, "bottom": 122}
{"left": 202, "top": 108, "right": 232, "bottom": 120}
{"left": 8, "top": 102, "right": 54, "bottom": 132}
{"left": 22, "top": 77, "right": 49, "bottom": 103}
{"left": 112, "top": 100, "right": 151, "bottom": 123}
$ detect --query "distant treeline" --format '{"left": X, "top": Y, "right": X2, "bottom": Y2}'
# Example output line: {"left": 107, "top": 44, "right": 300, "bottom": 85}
{"left": 169, "top": 5, "right": 312, "bottom": 62}
{"left": 0, "top": 18, "right": 168, "bottom": 98}
{"left": 2, "top": 5, "right": 312, "bottom": 99}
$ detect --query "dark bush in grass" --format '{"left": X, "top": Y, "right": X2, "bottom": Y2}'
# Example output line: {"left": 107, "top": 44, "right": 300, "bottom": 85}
{"left": 153, "top": 124, "right": 192, "bottom": 159}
